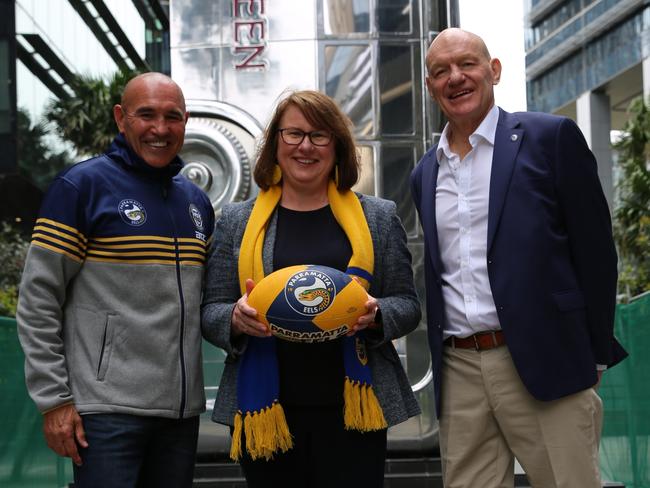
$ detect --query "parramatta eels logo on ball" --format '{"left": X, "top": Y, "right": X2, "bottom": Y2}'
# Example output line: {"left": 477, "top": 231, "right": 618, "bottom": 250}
{"left": 118, "top": 199, "right": 147, "bottom": 226}
{"left": 189, "top": 204, "right": 204, "bottom": 231}
{"left": 285, "top": 269, "right": 336, "bottom": 316}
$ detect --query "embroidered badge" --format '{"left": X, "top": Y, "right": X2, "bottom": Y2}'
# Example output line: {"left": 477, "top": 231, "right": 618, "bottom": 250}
{"left": 285, "top": 269, "right": 336, "bottom": 316}
{"left": 118, "top": 199, "right": 147, "bottom": 226}
{"left": 189, "top": 204, "right": 204, "bottom": 231}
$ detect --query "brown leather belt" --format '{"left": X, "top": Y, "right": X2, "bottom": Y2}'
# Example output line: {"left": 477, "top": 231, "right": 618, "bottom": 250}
{"left": 444, "top": 330, "right": 505, "bottom": 351}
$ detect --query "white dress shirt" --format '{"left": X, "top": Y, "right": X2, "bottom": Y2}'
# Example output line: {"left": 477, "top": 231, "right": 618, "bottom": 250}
{"left": 435, "top": 105, "right": 501, "bottom": 339}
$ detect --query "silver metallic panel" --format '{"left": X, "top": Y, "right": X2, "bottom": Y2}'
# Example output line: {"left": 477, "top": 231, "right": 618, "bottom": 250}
{"left": 173, "top": 42, "right": 318, "bottom": 128}
{"left": 219, "top": 40, "right": 318, "bottom": 124}
{"left": 173, "top": 47, "right": 221, "bottom": 101}
{"left": 261, "top": 0, "right": 318, "bottom": 42}
{"left": 170, "top": 0, "right": 226, "bottom": 48}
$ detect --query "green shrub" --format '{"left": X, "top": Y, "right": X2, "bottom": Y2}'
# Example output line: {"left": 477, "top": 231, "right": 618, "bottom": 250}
{"left": 0, "top": 285, "right": 19, "bottom": 317}
{"left": 613, "top": 98, "right": 650, "bottom": 300}
{"left": 0, "top": 223, "right": 30, "bottom": 317}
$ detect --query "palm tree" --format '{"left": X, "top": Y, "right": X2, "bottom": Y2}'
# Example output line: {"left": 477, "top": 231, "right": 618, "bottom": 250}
{"left": 45, "top": 69, "right": 139, "bottom": 157}
{"left": 16, "top": 108, "right": 71, "bottom": 190}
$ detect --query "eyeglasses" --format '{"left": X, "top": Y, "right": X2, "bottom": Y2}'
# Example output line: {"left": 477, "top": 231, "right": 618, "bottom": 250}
{"left": 278, "top": 128, "right": 332, "bottom": 146}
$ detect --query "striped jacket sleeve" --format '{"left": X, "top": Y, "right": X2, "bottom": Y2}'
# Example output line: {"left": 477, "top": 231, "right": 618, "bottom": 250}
{"left": 16, "top": 176, "right": 86, "bottom": 413}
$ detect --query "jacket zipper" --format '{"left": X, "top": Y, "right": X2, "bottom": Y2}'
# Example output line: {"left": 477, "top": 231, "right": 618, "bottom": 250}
{"left": 163, "top": 182, "right": 187, "bottom": 419}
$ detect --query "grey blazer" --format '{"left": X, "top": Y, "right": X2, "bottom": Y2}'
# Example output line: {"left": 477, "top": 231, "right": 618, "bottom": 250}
{"left": 201, "top": 193, "right": 421, "bottom": 427}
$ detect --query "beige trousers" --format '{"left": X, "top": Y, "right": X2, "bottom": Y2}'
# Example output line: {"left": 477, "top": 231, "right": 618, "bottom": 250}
{"left": 439, "top": 345, "right": 602, "bottom": 488}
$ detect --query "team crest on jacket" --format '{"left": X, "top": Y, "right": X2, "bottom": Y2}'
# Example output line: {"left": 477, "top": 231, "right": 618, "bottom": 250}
{"left": 285, "top": 269, "right": 336, "bottom": 316}
{"left": 189, "top": 204, "right": 204, "bottom": 231}
{"left": 118, "top": 199, "right": 147, "bottom": 226}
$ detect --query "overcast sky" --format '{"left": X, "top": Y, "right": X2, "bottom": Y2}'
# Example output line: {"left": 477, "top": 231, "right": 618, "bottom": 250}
{"left": 458, "top": 0, "right": 528, "bottom": 112}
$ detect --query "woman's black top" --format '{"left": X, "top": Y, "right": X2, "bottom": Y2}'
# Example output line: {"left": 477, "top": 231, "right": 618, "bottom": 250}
{"left": 273, "top": 204, "right": 353, "bottom": 407}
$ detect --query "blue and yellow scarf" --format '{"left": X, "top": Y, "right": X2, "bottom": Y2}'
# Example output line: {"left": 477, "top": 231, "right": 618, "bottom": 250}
{"left": 231, "top": 178, "right": 387, "bottom": 461}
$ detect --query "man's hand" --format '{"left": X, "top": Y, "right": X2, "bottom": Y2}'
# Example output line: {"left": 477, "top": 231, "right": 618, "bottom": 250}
{"left": 43, "top": 403, "right": 88, "bottom": 466}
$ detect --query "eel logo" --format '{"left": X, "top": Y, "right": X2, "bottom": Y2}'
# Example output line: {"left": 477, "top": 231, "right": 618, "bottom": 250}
{"left": 189, "top": 204, "right": 204, "bottom": 231}
{"left": 285, "top": 270, "right": 336, "bottom": 316}
{"left": 118, "top": 199, "right": 147, "bottom": 226}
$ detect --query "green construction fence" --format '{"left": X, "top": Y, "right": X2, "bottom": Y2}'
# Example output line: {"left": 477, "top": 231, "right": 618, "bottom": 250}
{"left": 1, "top": 294, "right": 649, "bottom": 487}
{"left": 600, "top": 293, "right": 650, "bottom": 488}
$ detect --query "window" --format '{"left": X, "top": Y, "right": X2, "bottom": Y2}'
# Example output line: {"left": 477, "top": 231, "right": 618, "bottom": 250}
{"left": 324, "top": 44, "right": 374, "bottom": 137}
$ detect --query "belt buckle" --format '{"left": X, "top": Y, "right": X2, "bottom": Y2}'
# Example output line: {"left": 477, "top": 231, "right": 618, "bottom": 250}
{"left": 474, "top": 331, "right": 498, "bottom": 351}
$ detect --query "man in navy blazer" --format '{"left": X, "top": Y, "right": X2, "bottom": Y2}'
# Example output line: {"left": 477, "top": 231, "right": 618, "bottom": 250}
{"left": 411, "top": 28, "right": 627, "bottom": 487}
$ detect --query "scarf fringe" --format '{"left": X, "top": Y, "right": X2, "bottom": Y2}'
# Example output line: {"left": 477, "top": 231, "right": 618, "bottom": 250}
{"left": 230, "top": 402, "right": 294, "bottom": 461}
{"left": 343, "top": 377, "right": 388, "bottom": 431}
{"left": 230, "top": 410, "right": 243, "bottom": 460}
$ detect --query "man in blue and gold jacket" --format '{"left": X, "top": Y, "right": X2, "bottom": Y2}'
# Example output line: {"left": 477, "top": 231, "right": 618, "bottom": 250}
{"left": 17, "top": 72, "right": 214, "bottom": 488}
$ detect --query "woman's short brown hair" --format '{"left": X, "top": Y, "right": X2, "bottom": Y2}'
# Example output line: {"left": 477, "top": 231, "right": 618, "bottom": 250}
{"left": 253, "top": 90, "right": 360, "bottom": 191}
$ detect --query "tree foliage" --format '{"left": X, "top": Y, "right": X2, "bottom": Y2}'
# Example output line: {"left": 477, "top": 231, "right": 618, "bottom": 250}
{"left": 45, "top": 70, "right": 138, "bottom": 157}
{"left": 613, "top": 97, "right": 650, "bottom": 300}
{"left": 16, "top": 108, "right": 72, "bottom": 191}
{"left": 0, "top": 222, "right": 30, "bottom": 317}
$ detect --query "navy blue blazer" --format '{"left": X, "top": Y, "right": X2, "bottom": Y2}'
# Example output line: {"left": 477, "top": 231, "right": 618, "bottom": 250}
{"left": 411, "top": 108, "right": 628, "bottom": 416}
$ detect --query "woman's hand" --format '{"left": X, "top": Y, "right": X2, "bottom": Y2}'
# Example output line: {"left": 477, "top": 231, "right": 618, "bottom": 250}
{"left": 347, "top": 294, "right": 381, "bottom": 336}
{"left": 231, "top": 279, "right": 272, "bottom": 337}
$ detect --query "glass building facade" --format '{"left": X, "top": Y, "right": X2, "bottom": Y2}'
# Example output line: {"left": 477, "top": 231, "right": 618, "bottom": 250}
{"left": 525, "top": 0, "right": 648, "bottom": 115}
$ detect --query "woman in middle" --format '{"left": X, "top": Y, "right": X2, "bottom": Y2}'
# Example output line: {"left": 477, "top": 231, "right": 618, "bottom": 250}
{"left": 201, "top": 90, "right": 421, "bottom": 488}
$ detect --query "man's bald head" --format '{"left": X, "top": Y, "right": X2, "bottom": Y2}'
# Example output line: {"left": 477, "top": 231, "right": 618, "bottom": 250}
{"left": 426, "top": 28, "right": 492, "bottom": 75}
{"left": 120, "top": 73, "right": 186, "bottom": 112}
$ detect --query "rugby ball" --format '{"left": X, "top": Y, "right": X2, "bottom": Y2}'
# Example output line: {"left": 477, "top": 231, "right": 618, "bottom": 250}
{"left": 247, "top": 264, "right": 369, "bottom": 342}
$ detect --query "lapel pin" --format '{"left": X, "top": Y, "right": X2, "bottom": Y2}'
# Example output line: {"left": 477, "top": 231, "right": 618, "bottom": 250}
{"left": 510, "top": 134, "right": 518, "bottom": 142}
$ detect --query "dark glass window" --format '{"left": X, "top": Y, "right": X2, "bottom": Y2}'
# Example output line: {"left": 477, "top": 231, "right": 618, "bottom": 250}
{"left": 377, "top": 0, "right": 412, "bottom": 33}
{"left": 528, "top": 0, "right": 582, "bottom": 49}
{"left": 381, "top": 145, "right": 416, "bottom": 235}
{"left": 379, "top": 44, "right": 414, "bottom": 135}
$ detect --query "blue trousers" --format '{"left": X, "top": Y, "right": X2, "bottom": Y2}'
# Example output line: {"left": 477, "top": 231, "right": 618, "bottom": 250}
{"left": 73, "top": 413, "right": 199, "bottom": 488}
